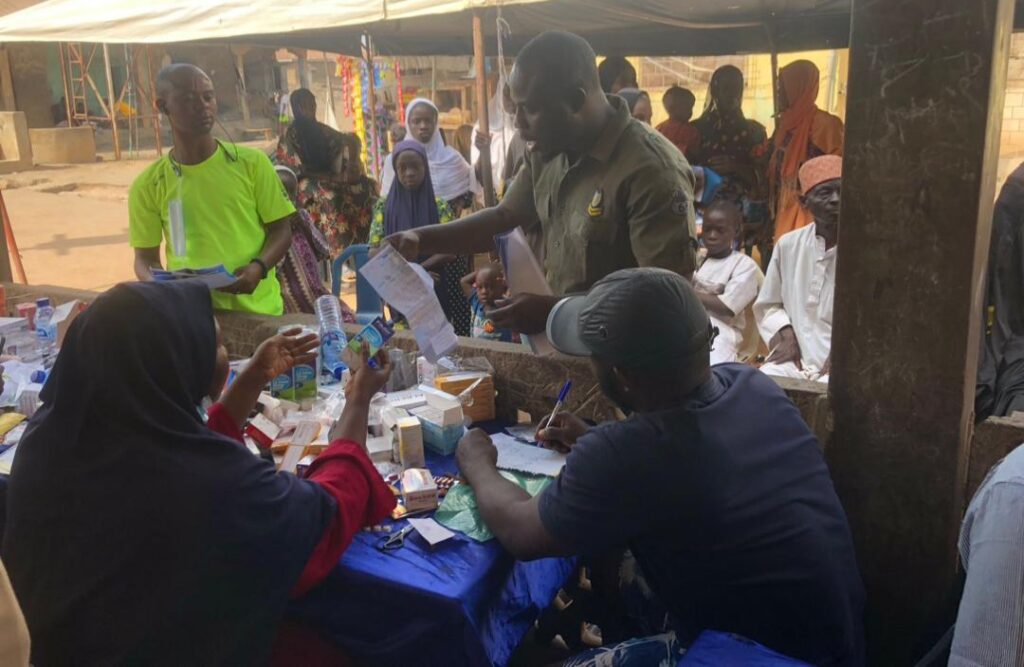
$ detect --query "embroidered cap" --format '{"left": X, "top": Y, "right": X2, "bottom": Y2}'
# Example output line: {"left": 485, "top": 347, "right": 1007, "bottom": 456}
{"left": 799, "top": 155, "right": 843, "bottom": 196}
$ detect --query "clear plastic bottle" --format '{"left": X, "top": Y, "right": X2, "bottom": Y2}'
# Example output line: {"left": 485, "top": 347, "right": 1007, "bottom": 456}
{"left": 314, "top": 295, "right": 347, "bottom": 385}
{"left": 34, "top": 298, "right": 57, "bottom": 358}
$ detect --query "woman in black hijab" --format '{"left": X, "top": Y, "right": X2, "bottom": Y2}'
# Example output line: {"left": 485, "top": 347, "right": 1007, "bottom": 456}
{"left": 2, "top": 281, "right": 395, "bottom": 665}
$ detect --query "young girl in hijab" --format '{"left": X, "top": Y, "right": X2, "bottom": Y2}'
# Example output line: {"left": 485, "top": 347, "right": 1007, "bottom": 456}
{"left": 380, "top": 98, "right": 474, "bottom": 214}
{"left": 768, "top": 60, "right": 844, "bottom": 241}
{"left": 370, "top": 140, "right": 472, "bottom": 335}
{"left": 3, "top": 281, "right": 395, "bottom": 665}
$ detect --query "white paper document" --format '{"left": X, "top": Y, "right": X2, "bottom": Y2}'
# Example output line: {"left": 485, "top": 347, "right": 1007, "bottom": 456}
{"left": 490, "top": 433, "right": 567, "bottom": 477}
{"left": 494, "top": 227, "right": 556, "bottom": 355}
{"left": 407, "top": 517, "right": 456, "bottom": 546}
{"left": 359, "top": 245, "right": 458, "bottom": 363}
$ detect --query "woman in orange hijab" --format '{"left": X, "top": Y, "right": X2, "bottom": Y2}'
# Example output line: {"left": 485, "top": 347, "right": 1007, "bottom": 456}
{"left": 769, "top": 60, "right": 845, "bottom": 242}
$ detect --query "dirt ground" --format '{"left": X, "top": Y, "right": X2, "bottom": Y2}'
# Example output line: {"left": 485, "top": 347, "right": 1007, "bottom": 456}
{"left": 0, "top": 144, "right": 356, "bottom": 308}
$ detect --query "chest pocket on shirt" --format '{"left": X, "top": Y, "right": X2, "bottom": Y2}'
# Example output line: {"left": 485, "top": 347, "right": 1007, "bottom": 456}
{"left": 579, "top": 182, "right": 618, "bottom": 245}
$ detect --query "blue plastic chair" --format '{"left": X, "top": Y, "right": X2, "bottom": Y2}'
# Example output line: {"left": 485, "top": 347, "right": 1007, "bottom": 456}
{"left": 331, "top": 244, "right": 384, "bottom": 324}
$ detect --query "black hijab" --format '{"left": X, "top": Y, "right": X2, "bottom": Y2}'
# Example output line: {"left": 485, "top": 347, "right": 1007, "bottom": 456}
{"left": 3, "top": 281, "right": 336, "bottom": 665}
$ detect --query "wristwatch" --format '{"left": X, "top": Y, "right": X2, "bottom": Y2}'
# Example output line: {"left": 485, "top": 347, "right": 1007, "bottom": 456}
{"left": 250, "top": 257, "right": 269, "bottom": 279}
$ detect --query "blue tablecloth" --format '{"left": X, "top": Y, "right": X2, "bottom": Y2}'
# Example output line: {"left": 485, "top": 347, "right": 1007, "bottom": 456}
{"left": 288, "top": 450, "right": 576, "bottom": 667}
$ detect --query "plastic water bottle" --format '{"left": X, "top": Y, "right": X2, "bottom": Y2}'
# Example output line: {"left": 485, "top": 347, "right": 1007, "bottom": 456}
{"left": 34, "top": 298, "right": 57, "bottom": 358}
{"left": 315, "top": 295, "right": 347, "bottom": 385}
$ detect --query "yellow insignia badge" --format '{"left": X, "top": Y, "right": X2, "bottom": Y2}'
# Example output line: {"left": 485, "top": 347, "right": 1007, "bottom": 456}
{"left": 587, "top": 188, "right": 604, "bottom": 218}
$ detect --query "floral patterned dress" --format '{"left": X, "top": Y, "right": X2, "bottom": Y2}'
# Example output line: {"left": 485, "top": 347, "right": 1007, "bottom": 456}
{"left": 274, "top": 127, "right": 379, "bottom": 259}
{"left": 369, "top": 197, "right": 472, "bottom": 336}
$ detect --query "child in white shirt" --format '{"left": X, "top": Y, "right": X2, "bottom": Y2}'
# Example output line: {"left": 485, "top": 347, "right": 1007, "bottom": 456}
{"left": 693, "top": 200, "right": 763, "bottom": 365}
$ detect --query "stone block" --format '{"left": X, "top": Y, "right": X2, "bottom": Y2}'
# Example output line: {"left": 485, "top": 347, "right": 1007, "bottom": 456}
{"left": 28, "top": 127, "right": 96, "bottom": 164}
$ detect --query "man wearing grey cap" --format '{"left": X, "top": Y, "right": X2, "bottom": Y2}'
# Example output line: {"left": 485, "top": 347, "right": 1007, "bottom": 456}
{"left": 456, "top": 267, "right": 865, "bottom": 666}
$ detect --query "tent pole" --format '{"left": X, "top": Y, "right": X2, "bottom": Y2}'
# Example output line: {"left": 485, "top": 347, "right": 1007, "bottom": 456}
{"left": 58, "top": 43, "right": 72, "bottom": 126}
{"left": 146, "top": 45, "right": 163, "bottom": 156}
{"left": 364, "top": 34, "right": 380, "bottom": 180}
{"left": 766, "top": 23, "right": 780, "bottom": 132}
{"left": 430, "top": 56, "right": 436, "bottom": 100}
{"left": 103, "top": 43, "right": 121, "bottom": 160}
{"left": 0, "top": 190, "right": 25, "bottom": 284}
{"left": 473, "top": 11, "right": 495, "bottom": 207}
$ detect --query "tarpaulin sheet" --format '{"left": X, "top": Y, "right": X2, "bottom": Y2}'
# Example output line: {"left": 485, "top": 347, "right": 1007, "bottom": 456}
{"left": 679, "top": 630, "right": 812, "bottom": 666}
{"left": 287, "top": 451, "right": 576, "bottom": 667}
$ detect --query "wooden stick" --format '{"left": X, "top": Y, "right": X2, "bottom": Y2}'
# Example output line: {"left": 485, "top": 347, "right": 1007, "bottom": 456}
{"left": 0, "top": 190, "right": 26, "bottom": 284}
{"left": 473, "top": 11, "right": 495, "bottom": 207}
{"left": 103, "top": 43, "right": 121, "bottom": 160}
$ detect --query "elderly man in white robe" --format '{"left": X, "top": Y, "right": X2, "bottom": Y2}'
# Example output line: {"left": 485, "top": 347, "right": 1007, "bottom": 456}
{"left": 754, "top": 155, "right": 841, "bottom": 384}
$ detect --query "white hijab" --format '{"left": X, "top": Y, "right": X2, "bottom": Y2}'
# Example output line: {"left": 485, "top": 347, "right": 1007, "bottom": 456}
{"left": 381, "top": 98, "right": 473, "bottom": 202}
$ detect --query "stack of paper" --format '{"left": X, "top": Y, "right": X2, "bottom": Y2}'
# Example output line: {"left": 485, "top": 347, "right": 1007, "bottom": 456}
{"left": 152, "top": 265, "right": 238, "bottom": 290}
{"left": 359, "top": 246, "right": 459, "bottom": 362}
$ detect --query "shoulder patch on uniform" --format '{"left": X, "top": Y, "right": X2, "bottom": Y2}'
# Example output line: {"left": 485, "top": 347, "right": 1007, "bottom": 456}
{"left": 588, "top": 188, "right": 605, "bottom": 218}
{"left": 670, "top": 187, "right": 689, "bottom": 216}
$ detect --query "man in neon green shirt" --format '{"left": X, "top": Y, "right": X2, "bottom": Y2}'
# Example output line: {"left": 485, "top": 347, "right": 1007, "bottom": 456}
{"left": 129, "top": 64, "right": 295, "bottom": 315}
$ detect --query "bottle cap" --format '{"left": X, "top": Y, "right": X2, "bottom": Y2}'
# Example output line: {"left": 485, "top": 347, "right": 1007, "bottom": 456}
{"left": 35, "top": 298, "right": 50, "bottom": 308}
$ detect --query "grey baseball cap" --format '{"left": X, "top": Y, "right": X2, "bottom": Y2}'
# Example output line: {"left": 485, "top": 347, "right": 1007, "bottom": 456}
{"left": 546, "top": 268, "right": 713, "bottom": 369}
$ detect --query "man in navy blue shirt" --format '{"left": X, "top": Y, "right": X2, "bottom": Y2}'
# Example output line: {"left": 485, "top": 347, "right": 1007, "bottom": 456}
{"left": 456, "top": 267, "right": 865, "bottom": 666}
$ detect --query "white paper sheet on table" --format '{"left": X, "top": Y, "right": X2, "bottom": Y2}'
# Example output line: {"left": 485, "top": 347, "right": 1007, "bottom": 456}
{"left": 494, "top": 227, "right": 556, "bottom": 356}
{"left": 407, "top": 517, "right": 455, "bottom": 546}
{"left": 359, "top": 245, "right": 458, "bottom": 363}
{"left": 490, "top": 432, "right": 567, "bottom": 477}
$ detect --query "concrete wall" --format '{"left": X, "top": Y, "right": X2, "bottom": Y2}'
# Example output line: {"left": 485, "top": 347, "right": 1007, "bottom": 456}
{"left": 0, "top": 111, "right": 32, "bottom": 173}
{"left": 7, "top": 44, "right": 54, "bottom": 129}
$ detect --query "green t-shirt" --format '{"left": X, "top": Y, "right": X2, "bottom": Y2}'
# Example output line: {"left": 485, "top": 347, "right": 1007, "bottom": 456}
{"left": 128, "top": 143, "right": 296, "bottom": 315}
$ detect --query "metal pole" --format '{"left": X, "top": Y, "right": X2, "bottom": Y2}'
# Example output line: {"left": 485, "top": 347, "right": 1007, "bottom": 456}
{"left": 364, "top": 35, "right": 380, "bottom": 180}
{"left": 102, "top": 43, "right": 121, "bottom": 160}
{"left": 472, "top": 11, "right": 495, "bottom": 207}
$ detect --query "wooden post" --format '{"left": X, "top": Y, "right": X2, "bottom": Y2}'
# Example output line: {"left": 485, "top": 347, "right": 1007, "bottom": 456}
{"left": 57, "top": 43, "right": 72, "bottom": 124}
{"left": 0, "top": 190, "right": 25, "bottom": 284}
{"left": 102, "top": 43, "right": 121, "bottom": 160}
{"left": 828, "top": 0, "right": 1013, "bottom": 662}
{"left": 233, "top": 47, "right": 250, "bottom": 122}
{"left": 364, "top": 35, "right": 380, "bottom": 180}
{"left": 473, "top": 11, "right": 496, "bottom": 207}
{"left": 430, "top": 56, "right": 437, "bottom": 100}
{"left": 765, "top": 22, "right": 780, "bottom": 132}
{"left": 145, "top": 45, "right": 162, "bottom": 156}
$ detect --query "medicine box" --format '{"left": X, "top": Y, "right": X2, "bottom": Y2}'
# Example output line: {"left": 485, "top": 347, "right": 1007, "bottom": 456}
{"left": 435, "top": 372, "right": 496, "bottom": 422}
{"left": 402, "top": 468, "right": 438, "bottom": 513}
{"left": 418, "top": 385, "right": 463, "bottom": 425}
{"left": 366, "top": 435, "right": 393, "bottom": 464}
{"left": 396, "top": 416, "right": 425, "bottom": 469}
{"left": 412, "top": 411, "right": 465, "bottom": 456}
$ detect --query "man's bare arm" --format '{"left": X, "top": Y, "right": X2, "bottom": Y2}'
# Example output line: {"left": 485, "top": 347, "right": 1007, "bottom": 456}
{"left": 408, "top": 204, "right": 522, "bottom": 257}
{"left": 133, "top": 247, "right": 162, "bottom": 281}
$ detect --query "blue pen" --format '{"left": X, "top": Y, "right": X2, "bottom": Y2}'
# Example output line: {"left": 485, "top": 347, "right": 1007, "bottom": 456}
{"left": 546, "top": 380, "right": 573, "bottom": 430}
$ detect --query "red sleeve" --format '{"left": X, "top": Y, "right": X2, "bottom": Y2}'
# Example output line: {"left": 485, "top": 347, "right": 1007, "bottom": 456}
{"left": 291, "top": 439, "right": 397, "bottom": 597}
{"left": 207, "top": 402, "right": 245, "bottom": 443}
